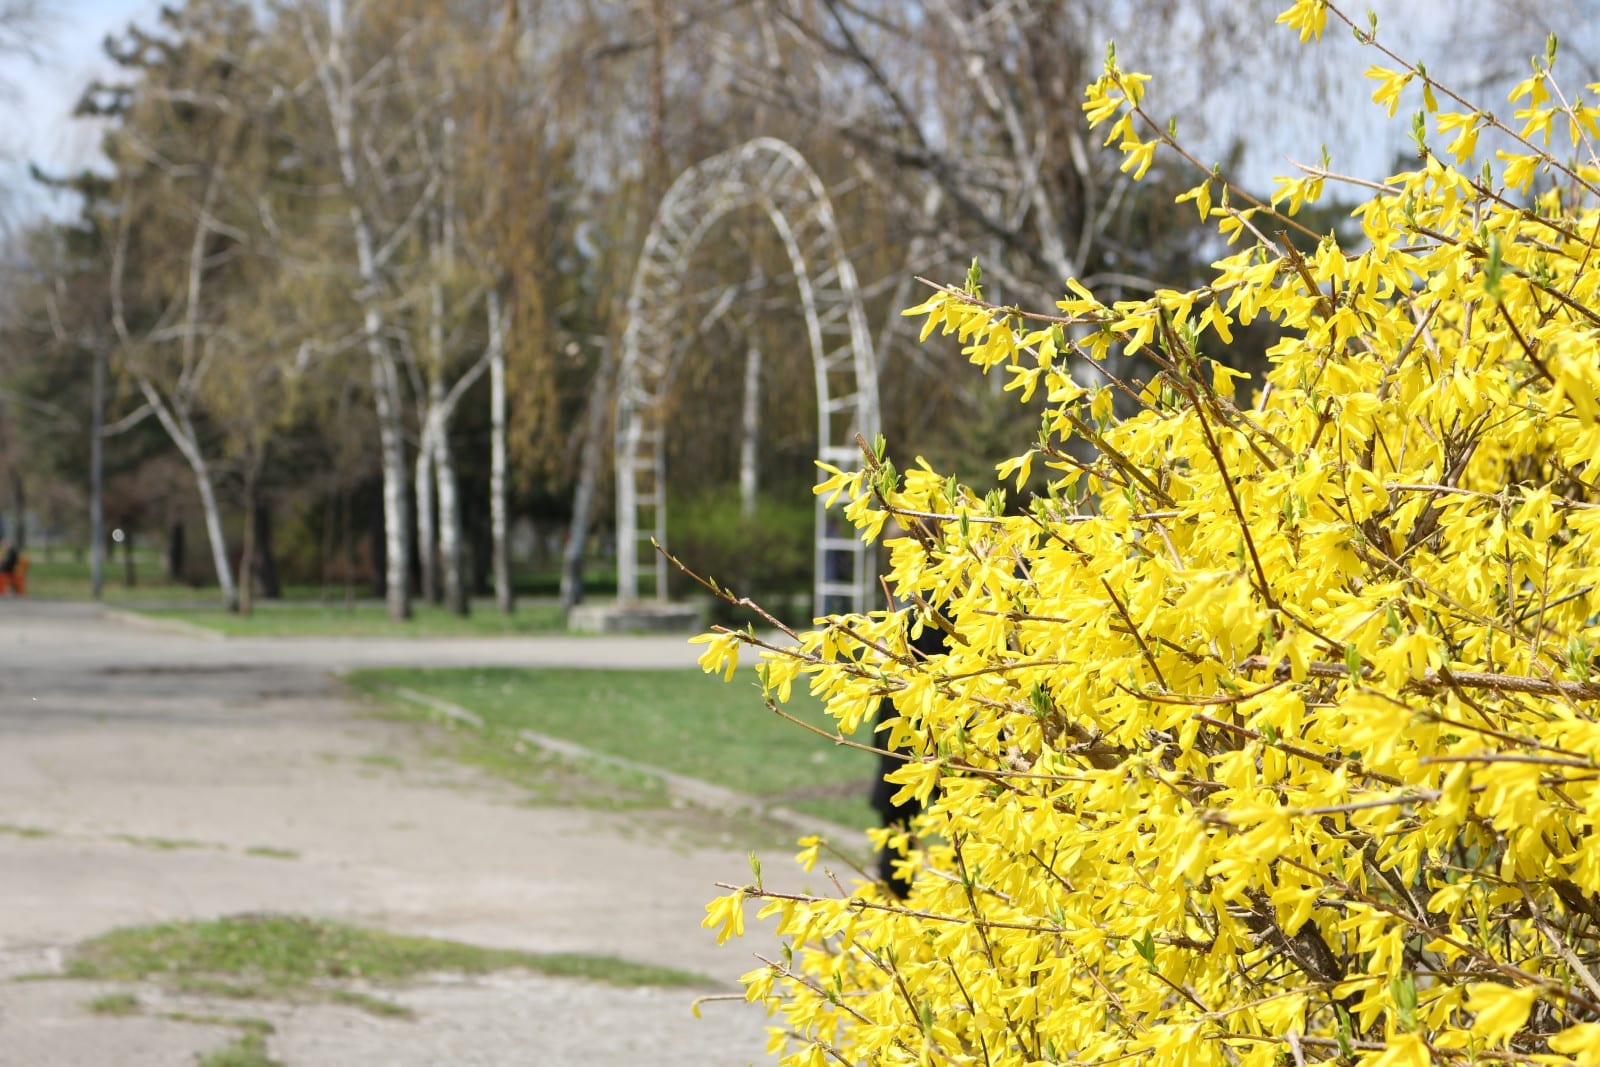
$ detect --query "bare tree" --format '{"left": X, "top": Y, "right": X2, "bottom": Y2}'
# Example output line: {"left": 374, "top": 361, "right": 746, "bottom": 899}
{"left": 108, "top": 173, "right": 242, "bottom": 610}
{"left": 295, "top": 0, "right": 439, "bottom": 621}
{"left": 82, "top": 6, "right": 277, "bottom": 611}
{"left": 0, "top": 0, "right": 40, "bottom": 59}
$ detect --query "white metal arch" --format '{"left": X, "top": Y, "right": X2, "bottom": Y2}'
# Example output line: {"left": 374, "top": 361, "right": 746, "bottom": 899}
{"left": 616, "top": 137, "right": 880, "bottom": 616}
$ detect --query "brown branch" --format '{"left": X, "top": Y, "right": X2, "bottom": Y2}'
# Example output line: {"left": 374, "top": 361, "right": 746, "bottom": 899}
{"left": 1234, "top": 654, "right": 1600, "bottom": 702}
{"left": 1193, "top": 712, "right": 1405, "bottom": 787}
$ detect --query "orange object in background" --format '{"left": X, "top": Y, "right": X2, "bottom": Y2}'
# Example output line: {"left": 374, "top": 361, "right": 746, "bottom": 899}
{"left": 0, "top": 556, "right": 27, "bottom": 596}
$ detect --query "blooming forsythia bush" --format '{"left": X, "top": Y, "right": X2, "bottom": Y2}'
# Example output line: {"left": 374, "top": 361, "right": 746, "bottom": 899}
{"left": 698, "top": 3, "right": 1600, "bottom": 1064}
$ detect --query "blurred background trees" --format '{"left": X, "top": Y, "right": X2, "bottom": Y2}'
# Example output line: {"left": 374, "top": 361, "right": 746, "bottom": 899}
{"left": 0, "top": 0, "right": 1567, "bottom": 618}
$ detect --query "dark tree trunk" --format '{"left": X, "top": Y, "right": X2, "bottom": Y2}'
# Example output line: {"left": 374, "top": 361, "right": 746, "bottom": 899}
{"left": 121, "top": 522, "right": 136, "bottom": 588}
{"left": 238, "top": 449, "right": 269, "bottom": 616}
{"left": 90, "top": 350, "right": 105, "bottom": 599}
{"left": 472, "top": 515, "right": 492, "bottom": 597}
{"left": 9, "top": 468, "right": 24, "bottom": 550}
{"left": 167, "top": 520, "right": 186, "bottom": 583}
{"left": 561, "top": 349, "right": 614, "bottom": 610}
{"left": 319, "top": 494, "right": 334, "bottom": 602}
{"left": 238, "top": 471, "right": 256, "bottom": 617}
{"left": 253, "top": 501, "right": 281, "bottom": 599}
{"left": 342, "top": 488, "right": 355, "bottom": 607}
{"left": 369, "top": 498, "right": 387, "bottom": 599}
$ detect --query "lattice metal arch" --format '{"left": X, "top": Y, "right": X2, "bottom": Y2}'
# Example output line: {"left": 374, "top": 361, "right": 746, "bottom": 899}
{"left": 616, "top": 138, "right": 880, "bottom": 616}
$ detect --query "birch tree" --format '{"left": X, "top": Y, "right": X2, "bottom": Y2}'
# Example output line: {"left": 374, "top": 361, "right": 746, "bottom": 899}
{"left": 84, "top": 2, "right": 281, "bottom": 611}
{"left": 295, "top": 0, "right": 426, "bottom": 621}
{"left": 108, "top": 176, "right": 240, "bottom": 610}
{"left": 454, "top": 0, "right": 581, "bottom": 614}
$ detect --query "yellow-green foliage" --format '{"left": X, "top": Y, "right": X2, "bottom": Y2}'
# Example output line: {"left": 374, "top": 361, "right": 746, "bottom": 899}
{"left": 698, "top": 3, "right": 1600, "bottom": 1063}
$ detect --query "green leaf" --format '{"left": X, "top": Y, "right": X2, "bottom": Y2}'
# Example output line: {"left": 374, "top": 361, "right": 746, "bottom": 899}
{"left": 1335, "top": 1004, "right": 1355, "bottom": 1060}
{"left": 1389, "top": 971, "right": 1418, "bottom": 1031}
{"left": 1483, "top": 231, "right": 1505, "bottom": 301}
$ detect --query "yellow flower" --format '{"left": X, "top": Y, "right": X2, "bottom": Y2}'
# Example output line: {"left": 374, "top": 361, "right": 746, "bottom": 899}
{"left": 1464, "top": 982, "right": 1538, "bottom": 1044}
{"left": 1368, "top": 65, "right": 1413, "bottom": 116}
{"left": 1549, "top": 1023, "right": 1600, "bottom": 1066}
{"left": 702, "top": 889, "right": 746, "bottom": 945}
{"left": 1275, "top": 0, "right": 1327, "bottom": 42}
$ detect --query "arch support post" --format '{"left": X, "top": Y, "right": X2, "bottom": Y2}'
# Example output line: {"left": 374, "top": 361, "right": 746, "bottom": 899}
{"left": 615, "top": 398, "right": 668, "bottom": 603}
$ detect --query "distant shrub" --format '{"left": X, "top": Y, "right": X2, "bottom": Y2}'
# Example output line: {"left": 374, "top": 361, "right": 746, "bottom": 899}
{"left": 668, "top": 489, "right": 814, "bottom": 621}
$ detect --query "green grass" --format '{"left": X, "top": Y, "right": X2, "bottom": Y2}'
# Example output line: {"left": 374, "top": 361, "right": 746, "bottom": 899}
{"left": 169, "top": 976, "right": 278, "bottom": 1001}
{"left": 0, "top": 823, "right": 52, "bottom": 838}
{"left": 85, "top": 991, "right": 141, "bottom": 1016}
{"left": 133, "top": 600, "right": 569, "bottom": 638}
{"left": 242, "top": 846, "right": 299, "bottom": 861}
{"left": 356, "top": 689, "right": 675, "bottom": 813}
{"left": 327, "top": 989, "right": 413, "bottom": 1018}
{"left": 20, "top": 555, "right": 220, "bottom": 602}
{"left": 63, "top": 915, "right": 713, "bottom": 1008}
{"left": 24, "top": 552, "right": 615, "bottom": 606}
{"left": 197, "top": 1031, "right": 280, "bottom": 1067}
{"left": 167, "top": 1013, "right": 275, "bottom": 1035}
{"left": 349, "top": 667, "right": 881, "bottom": 830}
{"left": 110, "top": 834, "right": 213, "bottom": 852}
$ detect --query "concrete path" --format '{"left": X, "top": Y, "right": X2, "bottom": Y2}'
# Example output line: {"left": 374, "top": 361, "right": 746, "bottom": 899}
{"left": 0, "top": 601, "right": 798, "bottom": 1066}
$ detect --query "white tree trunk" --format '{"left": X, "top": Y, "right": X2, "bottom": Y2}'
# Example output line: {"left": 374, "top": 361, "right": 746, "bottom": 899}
{"left": 435, "top": 424, "right": 467, "bottom": 616}
{"left": 416, "top": 208, "right": 450, "bottom": 606}
{"left": 739, "top": 343, "right": 760, "bottom": 518}
{"left": 309, "top": 2, "right": 411, "bottom": 620}
{"left": 424, "top": 350, "right": 488, "bottom": 618}
{"left": 137, "top": 379, "right": 237, "bottom": 611}
{"left": 369, "top": 317, "right": 412, "bottom": 620}
{"left": 487, "top": 287, "right": 513, "bottom": 614}
{"left": 192, "top": 458, "right": 237, "bottom": 612}
{"left": 415, "top": 412, "right": 438, "bottom": 604}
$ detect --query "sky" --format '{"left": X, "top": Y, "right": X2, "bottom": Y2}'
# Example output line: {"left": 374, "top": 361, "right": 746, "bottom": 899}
{"left": 0, "top": 0, "right": 160, "bottom": 221}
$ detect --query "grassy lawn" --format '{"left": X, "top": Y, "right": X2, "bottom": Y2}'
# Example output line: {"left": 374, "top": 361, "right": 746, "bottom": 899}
{"left": 65, "top": 914, "right": 711, "bottom": 1015}
{"left": 21, "top": 554, "right": 617, "bottom": 605}
{"left": 350, "top": 667, "right": 880, "bottom": 831}
{"left": 19, "top": 556, "right": 242, "bottom": 602}
{"left": 25, "top": 555, "right": 593, "bottom": 636}
{"left": 137, "top": 600, "right": 569, "bottom": 638}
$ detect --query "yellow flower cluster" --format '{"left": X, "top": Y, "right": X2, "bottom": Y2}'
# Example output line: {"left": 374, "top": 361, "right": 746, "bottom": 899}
{"left": 700, "top": 4, "right": 1600, "bottom": 1064}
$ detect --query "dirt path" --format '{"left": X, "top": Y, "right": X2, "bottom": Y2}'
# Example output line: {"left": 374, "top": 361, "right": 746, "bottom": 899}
{"left": 0, "top": 601, "right": 788, "bottom": 1065}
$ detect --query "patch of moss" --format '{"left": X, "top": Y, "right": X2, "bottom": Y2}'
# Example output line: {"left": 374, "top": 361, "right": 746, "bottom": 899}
{"left": 0, "top": 823, "right": 52, "bottom": 838}
{"left": 64, "top": 914, "right": 714, "bottom": 1009}
{"left": 242, "top": 847, "right": 299, "bottom": 861}
{"left": 110, "top": 834, "right": 213, "bottom": 852}
{"left": 85, "top": 991, "right": 141, "bottom": 1016}
{"left": 196, "top": 1031, "right": 280, "bottom": 1067}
